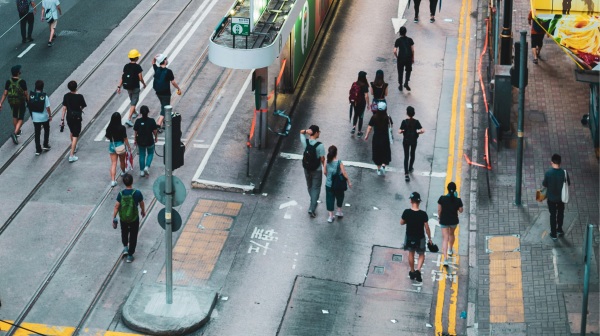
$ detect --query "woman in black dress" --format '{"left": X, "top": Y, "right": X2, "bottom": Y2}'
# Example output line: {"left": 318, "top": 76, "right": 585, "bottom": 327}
{"left": 370, "top": 69, "right": 388, "bottom": 110}
{"left": 364, "top": 101, "right": 392, "bottom": 176}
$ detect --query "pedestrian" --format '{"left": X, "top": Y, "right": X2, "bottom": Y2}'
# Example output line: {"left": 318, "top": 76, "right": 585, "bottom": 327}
{"left": 152, "top": 54, "right": 182, "bottom": 132}
{"left": 394, "top": 26, "right": 415, "bottom": 92}
{"left": 412, "top": 0, "right": 439, "bottom": 22}
{"left": 41, "top": 0, "right": 61, "bottom": 47}
{"left": 112, "top": 173, "right": 145, "bottom": 263}
{"left": 17, "top": 0, "right": 36, "bottom": 43}
{"left": 324, "top": 145, "right": 352, "bottom": 223}
{"left": 28, "top": 80, "right": 52, "bottom": 155}
{"left": 542, "top": 154, "right": 570, "bottom": 241}
{"left": 300, "top": 125, "right": 326, "bottom": 218}
{"left": 106, "top": 112, "right": 131, "bottom": 187}
{"left": 364, "top": 101, "right": 392, "bottom": 176}
{"left": 0, "top": 65, "right": 28, "bottom": 144}
{"left": 349, "top": 71, "right": 369, "bottom": 138}
{"left": 438, "top": 182, "right": 464, "bottom": 265}
{"left": 61, "top": 80, "right": 86, "bottom": 162}
{"left": 117, "top": 49, "right": 147, "bottom": 127}
{"left": 528, "top": 11, "right": 548, "bottom": 64}
{"left": 562, "top": 0, "right": 571, "bottom": 14}
{"left": 370, "top": 70, "right": 388, "bottom": 108}
{"left": 400, "top": 192, "right": 433, "bottom": 283}
{"left": 134, "top": 105, "right": 158, "bottom": 177}
{"left": 399, "top": 106, "right": 424, "bottom": 182}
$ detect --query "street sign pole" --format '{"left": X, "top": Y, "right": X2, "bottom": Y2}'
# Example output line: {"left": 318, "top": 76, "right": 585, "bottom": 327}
{"left": 164, "top": 105, "right": 173, "bottom": 304}
{"left": 581, "top": 223, "right": 594, "bottom": 335}
{"left": 515, "top": 31, "right": 526, "bottom": 205}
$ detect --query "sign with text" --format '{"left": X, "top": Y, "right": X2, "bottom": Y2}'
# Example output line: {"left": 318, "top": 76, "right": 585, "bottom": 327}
{"left": 231, "top": 17, "right": 250, "bottom": 36}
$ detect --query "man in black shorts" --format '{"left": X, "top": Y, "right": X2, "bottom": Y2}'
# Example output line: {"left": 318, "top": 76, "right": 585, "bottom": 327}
{"left": 400, "top": 192, "right": 432, "bottom": 283}
{"left": 0, "top": 65, "right": 28, "bottom": 144}
{"left": 528, "top": 11, "right": 548, "bottom": 64}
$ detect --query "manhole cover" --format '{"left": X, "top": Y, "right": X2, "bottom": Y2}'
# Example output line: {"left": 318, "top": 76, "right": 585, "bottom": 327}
{"left": 392, "top": 254, "right": 403, "bottom": 262}
{"left": 373, "top": 266, "right": 385, "bottom": 274}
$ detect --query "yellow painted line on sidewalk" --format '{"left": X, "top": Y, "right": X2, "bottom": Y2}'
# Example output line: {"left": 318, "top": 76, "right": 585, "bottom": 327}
{"left": 158, "top": 199, "right": 241, "bottom": 286}
{"left": 488, "top": 236, "right": 525, "bottom": 323}
{"left": 0, "top": 320, "right": 141, "bottom": 336}
{"left": 434, "top": 0, "right": 473, "bottom": 331}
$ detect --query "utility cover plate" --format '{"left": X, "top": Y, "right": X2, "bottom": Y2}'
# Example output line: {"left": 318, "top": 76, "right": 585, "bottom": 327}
{"left": 153, "top": 175, "right": 187, "bottom": 206}
{"left": 157, "top": 208, "right": 182, "bottom": 232}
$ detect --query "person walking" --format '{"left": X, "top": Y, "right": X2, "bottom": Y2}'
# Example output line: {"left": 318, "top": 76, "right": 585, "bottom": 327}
{"left": 106, "top": 112, "right": 131, "bottom": 187}
{"left": 117, "top": 49, "right": 147, "bottom": 126}
{"left": 413, "top": 0, "right": 439, "bottom": 22}
{"left": 133, "top": 105, "right": 158, "bottom": 177}
{"left": 542, "top": 154, "right": 570, "bottom": 241}
{"left": 300, "top": 125, "right": 326, "bottom": 218}
{"left": 394, "top": 27, "right": 415, "bottom": 92}
{"left": 112, "top": 173, "right": 145, "bottom": 263}
{"left": 152, "top": 54, "right": 182, "bottom": 132}
{"left": 364, "top": 101, "right": 392, "bottom": 176}
{"left": 28, "top": 80, "right": 52, "bottom": 155}
{"left": 324, "top": 145, "right": 352, "bottom": 223}
{"left": 17, "top": 0, "right": 36, "bottom": 43}
{"left": 41, "top": 0, "right": 61, "bottom": 47}
{"left": 400, "top": 192, "right": 433, "bottom": 283}
{"left": 370, "top": 70, "right": 388, "bottom": 108}
{"left": 438, "top": 182, "right": 464, "bottom": 266}
{"left": 528, "top": 11, "right": 548, "bottom": 64}
{"left": 61, "top": 80, "right": 85, "bottom": 162}
{"left": 399, "top": 106, "right": 424, "bottom": 182}
{"left": 349, "top": 71, "right": 369, "bottom": 138}
{"left": 0, "top": 65, "right": 28, "bottom": 144}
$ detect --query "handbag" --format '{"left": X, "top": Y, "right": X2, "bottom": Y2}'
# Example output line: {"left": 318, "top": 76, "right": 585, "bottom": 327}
{"left": 536, "top": 187, "right": 547, "bottom": 202}
{"left": 427, "top": 242, "right": 439, "bottom": 252}
{"left": 331, "top": 161, "right": 348, "bottom": 192}
{"left": 112, "top": 137, "right": 126, "bottom": 155}
{"left": 561, "top": 169, "right": 569, "bottom": 203}
{"left": 370, "top": 101, "right": 378, "bottom": 112}
{"left": 388, "top": 116, "right": 394, "bottom": 145}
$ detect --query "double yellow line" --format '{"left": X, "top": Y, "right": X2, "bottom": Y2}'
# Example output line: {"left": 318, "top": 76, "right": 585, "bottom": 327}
{"left": 434, "top": 0, "right": 473, "bottom": 332}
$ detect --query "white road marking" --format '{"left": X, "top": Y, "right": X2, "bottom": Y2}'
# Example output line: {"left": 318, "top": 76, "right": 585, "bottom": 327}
{"left": 191, "top": 179, "right": 254, "bottom": 192}
{"left": 17, "top": 44, "right": 35, "bottom": 58}
{"left": 428, "top": 218, "right": 439, "bottom": 239}
{"left": 192, "top": 143, "right": 210, "bottom": 149}
{"left": 279, "top": 152, "right": 400, "bottom": 172}
{"left": 279, "top": 200, "right": 298, "bottom": 209}
{"left": 94, "top": 0, "right": 221, "bottom": 141}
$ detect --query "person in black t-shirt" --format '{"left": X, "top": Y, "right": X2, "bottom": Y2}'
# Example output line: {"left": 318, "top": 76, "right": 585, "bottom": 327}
{"left": 0, "top": 65, "right": 28, "bottom": 144}
{"left": 394, "top": 27, "right": 415, "bottom": 92}
{"left": 437, "top": 182, "right": 464, "bottom": 266}
{"left": 117, "top": 49, "right": 147, "bottom": 127}
{"left": 152, "top": 54, "right": 182, "bottom": 132}
{"left": 61, "top": 80, "right": 86, "bottom": 163}
{"left": 400, "top": 192, "right": 432, "bottom": 283}
{"left": 399, "top": 106, "right": 424, "bottom": 182}
{"left": 106, "top": 112, "right": 132, "bottom": 187}
{"left": 134, "top": 105, "right": 158, "bottom": 177}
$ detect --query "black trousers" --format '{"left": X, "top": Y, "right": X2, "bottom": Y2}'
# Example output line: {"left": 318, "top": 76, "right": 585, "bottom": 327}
{"left": 397, "top": 61, "right": 412, "bottom": 85}
{"left": 430, "top": 0, "right": 439, "bottom": 15}
{"left": 352, "top": 101, "right": 366, "bottom": 132}
{"left": 403, "top": 141, "right": 417, "bottom": 174}
{"left": 33, "top": 121, "right": 50, "bottom": 152}
{"left": 19, "top": 12, "right": 34, "bottom": 40}
{"left": 547, "top": 200, "right": 565, "bottom": 235}
{"left": 120, "top": 218, "right": 140, "bottom": 255}
{"left": 414, "top": 0, "right": 422, "bottom": 17}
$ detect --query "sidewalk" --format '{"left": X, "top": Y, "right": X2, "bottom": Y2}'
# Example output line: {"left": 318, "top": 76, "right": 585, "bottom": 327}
{"left": 471, "top": 0, "right": 600, "bottom": 334}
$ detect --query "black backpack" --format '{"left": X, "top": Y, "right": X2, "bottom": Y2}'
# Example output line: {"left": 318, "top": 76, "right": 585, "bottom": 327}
{"left": 153, "top": 67, "right": 170, "bottom": 92}
{"left": 17, "top": 0, "right": 29, "bottom": 15}
{"left": 122, "top": 64, "right": 139, "bottom": 90}
{"left": 302, "top": 139, "right": 321, "bottom": 171}
{"left": 27, "top": 91, "right": 46, "bottom": 113}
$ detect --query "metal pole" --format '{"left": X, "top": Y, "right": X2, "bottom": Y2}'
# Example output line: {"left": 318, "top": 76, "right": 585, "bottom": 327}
{"left": 164, "top": 105, "right": 173, "bottom": 304}
{"left": 274, "top": 76, "right": 278, "bottom": 113}
{"left": 581, "top": 224, "right": 594, "bottom": 335}
{"left": 515, "top": 31, "right": 526, "bottom": 205}
{"left": 500, "top": 0, "right": 513, "bottom": 65}
{"left": 494, "top": 0, "right": 500, "bottom": 65}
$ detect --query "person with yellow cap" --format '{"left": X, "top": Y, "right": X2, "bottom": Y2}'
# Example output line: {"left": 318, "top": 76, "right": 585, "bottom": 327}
{"left": 117, "top": 49, "right": 147, "bottom": 127}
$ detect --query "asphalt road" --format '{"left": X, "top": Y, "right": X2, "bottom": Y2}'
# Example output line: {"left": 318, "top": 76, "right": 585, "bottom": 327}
{"left": 0, "top": 0, "right": 141, "bottom": 143}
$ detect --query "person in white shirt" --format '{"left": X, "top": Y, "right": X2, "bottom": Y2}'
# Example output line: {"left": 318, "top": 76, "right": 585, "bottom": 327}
{"left": 41, "top": 0, "right": 61, "bottom": 47}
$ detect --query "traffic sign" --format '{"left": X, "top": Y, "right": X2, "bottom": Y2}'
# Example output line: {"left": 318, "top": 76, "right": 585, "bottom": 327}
{"left": 231, "top": 17, "right": 250, "bottom": 36}
{"left": 158, "top": 208, "right": 182, "bottom": 232}
{"left": 153, "top": 175, "right": 187, "bottom": 207}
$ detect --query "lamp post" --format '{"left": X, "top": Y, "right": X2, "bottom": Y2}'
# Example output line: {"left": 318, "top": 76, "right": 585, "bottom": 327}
{"left": 500, "top": 0, "right": 513, "bottom": 65}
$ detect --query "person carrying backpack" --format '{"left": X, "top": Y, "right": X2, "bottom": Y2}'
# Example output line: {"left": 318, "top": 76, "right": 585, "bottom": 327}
{"left": 0, "top": 65, "right": 29, "bottom": 144}
{"left": 399, "top": 106, "right": 424, "bottom": 182}
{"left": 112, "top": 173, "right": 145, "bottom": 263}
{"left": 394, "top": 27, "right": 415, "bottom": 92}
{"left": 300, "top": 125, "right": 326, "bottom": 218}
{"left": 117, "top": 49, "right": 147, "bottom": 126}
{"left": 41, "top": 0, "right": 61, "bottom": 47}
{"left": 133, "top": 105, "right": 158, "bottom": 177}
{"left": 152, "top": 54, "right": 182, "bottom": 132}
{"left": 16, "top": 0, "right": 36, "bottom": 43}
{"left": 349, "top": 71, "right": 369, "bottom": 138}
{"left": 28, "top": 80, "right": 52, "bottom": 155}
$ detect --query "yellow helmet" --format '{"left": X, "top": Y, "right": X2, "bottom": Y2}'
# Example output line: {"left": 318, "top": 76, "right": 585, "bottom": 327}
{"left": 128, "top": 49, "right": 141, "bottom": 59}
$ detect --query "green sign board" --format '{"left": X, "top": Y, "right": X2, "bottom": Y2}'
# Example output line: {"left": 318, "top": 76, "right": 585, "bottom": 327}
{"left": 231, "top": 17, "right": 250, "bottom": 36}
{"left": 293, "top": 0, "right": 316, "bottom": 86}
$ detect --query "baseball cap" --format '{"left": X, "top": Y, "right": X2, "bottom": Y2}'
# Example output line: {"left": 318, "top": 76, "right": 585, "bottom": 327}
{"left": 155, "top": 54, "right": 168, "bottom": 65}
{"left": 377, "top": 101, "right": 387, "bottom": 111}
{"left": 409, "top": 192, "right": 421, "bottom": 202}
{"left": 11, "top": 65, "right": 21, "bottom": 76}
{"left": 308, "top": 125, "right": 320, "bottom": 134}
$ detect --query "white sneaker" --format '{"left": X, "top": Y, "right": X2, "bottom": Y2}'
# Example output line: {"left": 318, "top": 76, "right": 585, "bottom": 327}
{"left": 448, "top": 249, "right": 453, "bottom": 256}
{"left": 68, "top": 156, "right": 78, "bottom": 162}
{"left": 381, "top": 166, "right": 386, "bottom": 175}
{"left": 131, "top": 112, "right": 139, "bottom": 119}
{"left": 140, "top": 170, "right": 145, "bottom": 177}
{"left": 125, "top": 120, "right": 134, "bottom": 127}
{"left": 110, "top": 180, "right": 118, "bottom": 187}
{"left": 335, "top": 210, "right": 343, "bottom": 218}
{"left": 327, "top": 215, "right": 334, "bottom": 223}
{"left": 144, "top": 166, "right": 150, "bottom": 175}
{"left": 377, "top": 168, "right": 382, "bottom": 176}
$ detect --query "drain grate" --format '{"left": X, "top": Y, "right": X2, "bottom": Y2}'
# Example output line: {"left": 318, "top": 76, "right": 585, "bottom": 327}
{"left": 392, "top": 254, "right": 403, "bottom": 262}
{"left": 373, "top": 266, "right": 385, "bottom": 274}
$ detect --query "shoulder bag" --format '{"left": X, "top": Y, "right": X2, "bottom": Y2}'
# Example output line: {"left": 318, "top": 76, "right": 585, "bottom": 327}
{"left": 388, "top": 116, "right": 394, "bottom": 145}
{"left": 561, "top": 170, "right": 569, "bottom": 203}
{"left": 111, "top": 136, "right": 126, "bottom": 155}
{"left": 331, "top": 161, "right": 348, "bottom": 192}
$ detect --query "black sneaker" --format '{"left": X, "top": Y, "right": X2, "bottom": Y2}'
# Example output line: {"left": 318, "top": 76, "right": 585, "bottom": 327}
{"left": 409, "top": 271, "right": 416, "bottom": 280}
{"left": 350, "top": 127, "right": 355, "bottom": 134}
{"left": 405, "top": 175, "right": 410, "bottom": 182}
{"left": 308, "top": 211, "right": 316, "bottom": 218}
{"left": 22, "top": 39, "right": 27, "bottom": 44}
{"left": 409, "top": 167, "right": 414, "bottom": 173}
{"left": 47, "top": 42, "right": 53, "bottom": 47}
{"left": 16, "top": 130, "right": 22, "bottom": 136}
{"left": 157, "top": 128, "right": 164, "bottom": 133}
{"left": 398, "top": 85, "right": 403, "bottom": 91}
{"left": 35, "top": 151, "right": 41, "bottom": 156}
{"left": 414, "top": 17, "right": 419, "bottom": 23}
{"left": 42, "top": 144, "right": 51, "bottom": 151}
{"left": 414, "top": 270, "right": 422, "bottom": 282}
{"left": 550, "top": 233, "right": 558, "bottom": 241}
{"left": 11, "top": 133, "right": 18, "bottom": 144}
{"left": 26, "top": 37, "right": 34, "bottom": 42}
{"left": 404, "top": 83, "right": 411, "bottom": 91}
{"left": 557, "top": 230, "right": 565, "bottom": 236}
{"left": 357, "top": 131, "right": 363, "bottom": 138}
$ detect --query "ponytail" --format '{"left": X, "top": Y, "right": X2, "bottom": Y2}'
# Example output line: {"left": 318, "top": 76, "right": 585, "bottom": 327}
{"left": 327, "top": 145, "right": 338, "bottom": 163}
{"left": 447, "top": 182, "right": 457, "bottom": 200}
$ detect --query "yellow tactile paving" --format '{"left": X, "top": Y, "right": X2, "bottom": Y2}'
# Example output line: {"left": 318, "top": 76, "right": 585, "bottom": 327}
{"left": 0, "top": 320, "right": 142, "bottom": 336}
{"left": 158, "top": 199, "right": 241, "bottom": 286}
{"left": 488, "top": 236, "right": 525, "bottom": 323}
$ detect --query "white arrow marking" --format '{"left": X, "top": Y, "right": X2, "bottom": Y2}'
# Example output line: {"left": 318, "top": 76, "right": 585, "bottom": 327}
{"left": 279, "top": 200, "right": 298, "bottom": 209}
{"left": 392, "top": 0, "right": 410, "bottom": 33}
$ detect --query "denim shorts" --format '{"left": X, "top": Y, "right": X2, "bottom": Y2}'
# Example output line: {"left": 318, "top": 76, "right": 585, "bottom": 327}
{"left": 440, "top": 224, "right": 458, "bottom": 229}
{"left": 128, "top": 88, "right": 141, "bottom": 106}
{"left": 109, "top": 141, "right": 125, "bottom": 154}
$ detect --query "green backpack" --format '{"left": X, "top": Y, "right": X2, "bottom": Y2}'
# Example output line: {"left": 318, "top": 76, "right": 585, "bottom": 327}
{"left": 119, "top": 189, "right": 139, "bottom": 222}
{"left": 7, "top": 79, "right": 25, "bottom": 106}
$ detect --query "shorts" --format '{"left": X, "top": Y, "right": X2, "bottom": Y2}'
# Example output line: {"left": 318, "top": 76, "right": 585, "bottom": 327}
{"left": 10, "top": 103, "right": 26, "bottom": 120}
{"left": 403, "top": 235, "right": 426, "bottom": 254}
{"left": 531, "top": 34, "right": 544, "bottom": 49}
{"left": 157, "top": 94, "right": 171, "bottom": 116}
{"left": 66, "top": 117, "right": 81, "bottom": 137}
{"left": 109, "top": 140, "right": 125, "bottom": 154}
{"left": 48, "top": 20, "right": 57, "bottom": 30}
{"left": 128, "top": 88, "right": 140, "bottom": 106}
{"left": 440, "top": 224, "right": 458, "bottom": 229}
